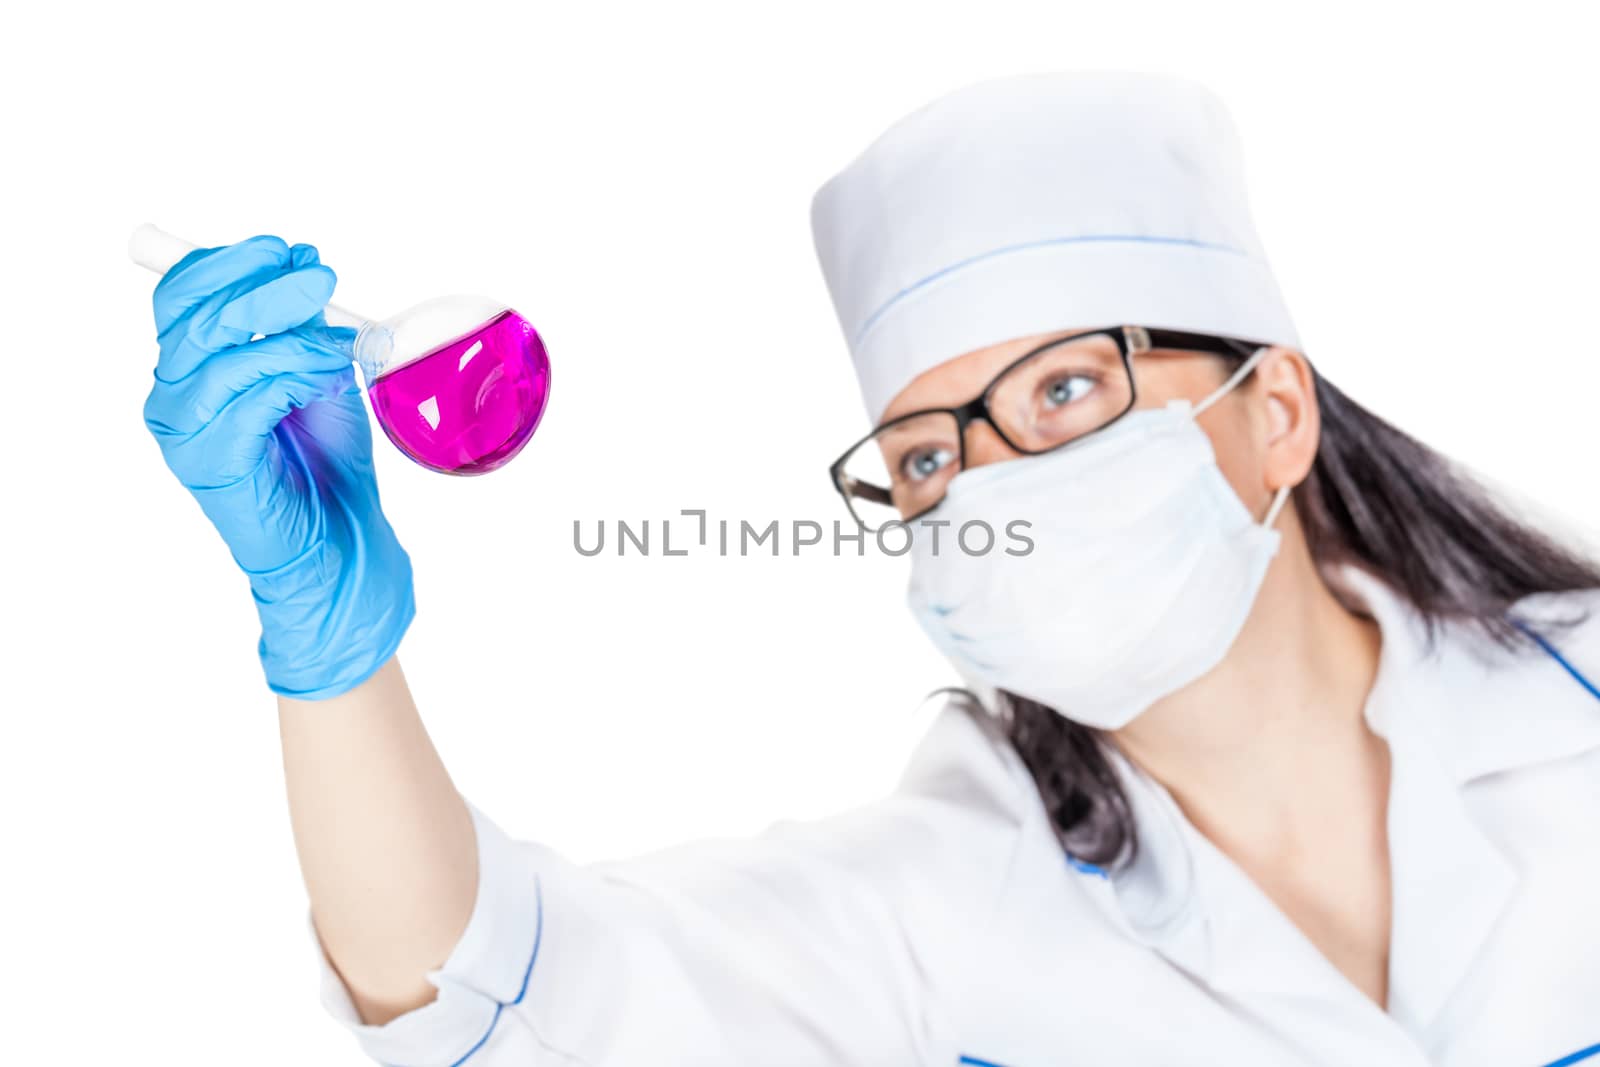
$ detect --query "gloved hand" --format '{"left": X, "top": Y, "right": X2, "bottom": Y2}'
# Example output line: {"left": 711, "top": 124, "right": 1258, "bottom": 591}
{"left": 141, "top": 235, "right": 415, "bottom": 700}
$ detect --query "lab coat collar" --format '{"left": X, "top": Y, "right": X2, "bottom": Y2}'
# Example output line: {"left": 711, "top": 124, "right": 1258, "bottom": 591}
{"left": 1335, "top": 563, "right": 1600, "bottom": 785}
{"left": 1075, "top": 563, "right": 1600, "bottom": 1025}
{"left": 1340, "top": 565, "right": 1600, "bottom": 1029}
{"left": 1348, "top": 563, "right": 1518, "bottom": 1032}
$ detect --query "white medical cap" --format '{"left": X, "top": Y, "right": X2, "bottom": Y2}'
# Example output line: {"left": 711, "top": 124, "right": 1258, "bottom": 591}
{"left": 809, "top": 70, "right": 1301, "bottom": 425}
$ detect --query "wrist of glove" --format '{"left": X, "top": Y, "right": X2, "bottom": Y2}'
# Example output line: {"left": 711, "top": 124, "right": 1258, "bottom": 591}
{"left": 187, "top": 420, "right": 416, "bottom": 701}
{"left": 245, "top": 521, "right": 415, "bottom": 700}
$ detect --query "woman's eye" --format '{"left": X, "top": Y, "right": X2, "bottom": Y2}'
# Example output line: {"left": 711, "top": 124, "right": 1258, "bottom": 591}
{"left": 899, "top": 446, "right": 955, "bottom": 483}
{"left": 1042, "top": 373, "right": 1097, "bottom": 408}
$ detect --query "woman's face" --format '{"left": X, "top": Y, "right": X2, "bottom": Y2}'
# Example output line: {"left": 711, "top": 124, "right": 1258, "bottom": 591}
{"left": 876, "top": 326, "right": 1311, "bottom": 521}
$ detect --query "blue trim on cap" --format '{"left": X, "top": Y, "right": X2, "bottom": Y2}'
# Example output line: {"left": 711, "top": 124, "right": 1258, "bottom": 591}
{"left": 958, "top": 1056, "right": 1014, "bottom": 1067}
{"left": 853, "top": 233, "right": 1250, "bottom": 346}
{"left": 382, "top": 874, "right": 545, "bottom": 1067}
{"left": 1541, "top": 1043, "right": 1600, "bottom": 1067}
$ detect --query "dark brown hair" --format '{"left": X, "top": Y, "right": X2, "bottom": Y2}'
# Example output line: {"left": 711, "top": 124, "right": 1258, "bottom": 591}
{"left": 997, "top": 365, "right": 1600, "bottom": 867}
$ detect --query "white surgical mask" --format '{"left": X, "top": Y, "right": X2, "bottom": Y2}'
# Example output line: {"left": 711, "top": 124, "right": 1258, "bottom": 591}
{"left": 904, "top": 352, "right": 1290, "bottom": 730}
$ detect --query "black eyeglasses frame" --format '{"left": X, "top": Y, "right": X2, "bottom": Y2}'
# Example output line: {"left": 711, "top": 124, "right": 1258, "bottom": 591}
{"left": 827, "top": 325, "right": 1268, "bottom": 531}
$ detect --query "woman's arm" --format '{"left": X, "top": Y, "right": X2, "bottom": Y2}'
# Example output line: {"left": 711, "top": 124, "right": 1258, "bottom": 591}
{"left": 278, "top": 654, "right": 476, "bottom": 1026}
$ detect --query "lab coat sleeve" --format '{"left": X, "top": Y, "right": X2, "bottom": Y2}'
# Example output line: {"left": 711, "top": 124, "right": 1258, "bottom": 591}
{"left": 309, "top": 700, "right": 1035, "bottom": 1067}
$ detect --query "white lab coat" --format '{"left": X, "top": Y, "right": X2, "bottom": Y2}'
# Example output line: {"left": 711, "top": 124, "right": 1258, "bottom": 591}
{"left": 312, "top": 564, "right": 1600, "bottom": 1067}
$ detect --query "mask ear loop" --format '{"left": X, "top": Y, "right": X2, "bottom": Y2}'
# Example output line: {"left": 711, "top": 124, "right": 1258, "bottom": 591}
{"left": 1191, "top": 345, "right": 1271, "bottom": 418}
{"left": 1260, "top": 485, "right": 1291, "bottom": 529}
{"left": 1186, "top": 344, "right": 1290, "bottom": 529}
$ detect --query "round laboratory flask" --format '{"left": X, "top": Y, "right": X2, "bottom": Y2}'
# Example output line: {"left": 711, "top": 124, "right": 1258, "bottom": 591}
{"left": 128, "top": 225, "right": 551, "bottom": 477}
{"left": 354, "top": 295, "right": 551, "bottom": 475}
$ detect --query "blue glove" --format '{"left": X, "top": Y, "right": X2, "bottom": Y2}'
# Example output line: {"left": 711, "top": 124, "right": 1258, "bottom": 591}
{"left": 141, "top": 235, "right": 415, "bottom": 700}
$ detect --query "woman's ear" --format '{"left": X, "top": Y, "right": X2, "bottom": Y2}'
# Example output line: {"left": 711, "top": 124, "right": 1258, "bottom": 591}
{"left": 1254, "top": 346, "right": 1320, "bottom": 491}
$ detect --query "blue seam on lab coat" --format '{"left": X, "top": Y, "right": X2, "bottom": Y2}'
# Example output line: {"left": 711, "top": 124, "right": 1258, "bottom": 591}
{"left": 1514, "top": 618, "right": 1600, "bottom": 703}
{"left": 1541, "top": 1043, "right": 1600, "bottom": 1067}
{"left": 1519, "top": 623, "right": 1600, "bottom": 1067}
{"left": 1065, "top": 853, "right": 1109, "bottom": 879}
{"left": 384, "top": 873, "right": 545, "bottom": 1067}
{"left": 852, "top": 234, "right": 1249, "bottom": 346}
{"left": 961, "top": 1043, "right": 1600, "bottom": 1067}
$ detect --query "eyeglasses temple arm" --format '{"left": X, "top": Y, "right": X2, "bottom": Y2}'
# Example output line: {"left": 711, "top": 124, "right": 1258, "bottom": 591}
{"left": 840, "top": 475, "right": 894, "bottom": 507}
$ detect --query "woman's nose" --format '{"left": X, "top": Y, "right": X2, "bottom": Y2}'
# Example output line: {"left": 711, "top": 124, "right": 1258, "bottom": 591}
{"left": 963, "top": 420, "right": 1023, "bottom": 469}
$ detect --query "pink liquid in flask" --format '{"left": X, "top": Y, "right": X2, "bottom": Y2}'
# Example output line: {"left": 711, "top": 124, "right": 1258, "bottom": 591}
{"left": 368, "top": 309, "right": 551, "bottom": 475}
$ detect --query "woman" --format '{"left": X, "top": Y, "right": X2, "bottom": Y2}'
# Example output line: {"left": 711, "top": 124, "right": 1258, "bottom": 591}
{"left": 139, "top": 71, "right": 1600, "bottom": 1066}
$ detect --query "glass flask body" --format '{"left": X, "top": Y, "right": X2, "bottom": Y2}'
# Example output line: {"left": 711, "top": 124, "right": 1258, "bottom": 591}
{"left": 356, "top": 295, "right": 552, "bottom": 475}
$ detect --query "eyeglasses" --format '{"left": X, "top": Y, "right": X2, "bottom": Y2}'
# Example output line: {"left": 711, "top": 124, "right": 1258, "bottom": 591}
{"left": 828, "top": 325, "right": 1266, "bottom": 532}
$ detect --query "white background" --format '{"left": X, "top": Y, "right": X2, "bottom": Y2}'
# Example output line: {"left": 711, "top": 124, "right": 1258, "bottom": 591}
{"left": 2, "top": 1, "right": 1596, "bottom": 1062}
